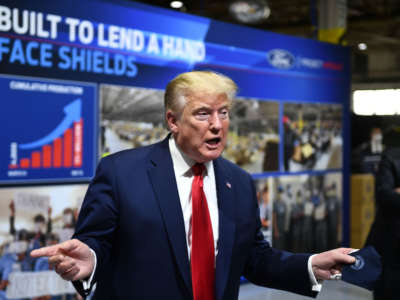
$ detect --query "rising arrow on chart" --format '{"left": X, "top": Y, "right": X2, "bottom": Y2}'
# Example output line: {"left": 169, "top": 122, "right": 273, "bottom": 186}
{"left": 19, "top": 99, "right": 82, "bottom": 150}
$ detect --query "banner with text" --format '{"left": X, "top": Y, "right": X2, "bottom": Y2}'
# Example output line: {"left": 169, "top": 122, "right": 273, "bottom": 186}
{"left": 0, "top": 0, "right": 350, "bottom": 102}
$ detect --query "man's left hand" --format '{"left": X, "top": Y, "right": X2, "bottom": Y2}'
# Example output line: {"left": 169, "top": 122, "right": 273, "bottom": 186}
{"left": 312, "top": 248, "right": 356, "bottom": 280}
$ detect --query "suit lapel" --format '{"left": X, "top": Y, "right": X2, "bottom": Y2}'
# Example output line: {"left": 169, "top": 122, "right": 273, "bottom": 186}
{"left": 147, "top": 137, "right": 192, "bottom": 294}
{"left": 214, "top": 158, "right": 236, "bottom": 300}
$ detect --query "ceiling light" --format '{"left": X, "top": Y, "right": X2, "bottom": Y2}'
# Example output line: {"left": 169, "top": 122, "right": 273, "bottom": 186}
{"left": 229, "top": 0, "right": 271, "bottom": 24}
{"left": 170, "top": 1, "right": 183, "bottom": 9}
{"left": 353, "top": 89, "right": 400, "bottom": 115}
{"left": 358, "top": 43, "right": 367, "bottom": 51}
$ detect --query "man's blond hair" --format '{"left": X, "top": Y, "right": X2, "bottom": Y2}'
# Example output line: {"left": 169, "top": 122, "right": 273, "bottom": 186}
{"left": 164, "top": 71, "right": 237, "bottom": 113}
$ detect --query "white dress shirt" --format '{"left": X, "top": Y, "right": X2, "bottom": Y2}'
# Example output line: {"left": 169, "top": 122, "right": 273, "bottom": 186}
{"left": 169, "top": 135, "right": 219, "bottom": 258}
{"left": 84, "top": 136, "right": 322, "bottom": 292}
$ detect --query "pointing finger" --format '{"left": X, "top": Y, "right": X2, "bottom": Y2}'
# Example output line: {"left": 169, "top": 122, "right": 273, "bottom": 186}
{"left": 31, "top": 244, "right": 62, "bottom": 258}
{"left": 31, "top": 239, "right": 79, "bottom": 258}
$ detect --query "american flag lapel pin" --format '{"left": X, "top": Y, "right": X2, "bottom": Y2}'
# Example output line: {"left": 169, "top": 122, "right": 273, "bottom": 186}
{"left": 226, "top": 182, "right": 232, "bottom": 189}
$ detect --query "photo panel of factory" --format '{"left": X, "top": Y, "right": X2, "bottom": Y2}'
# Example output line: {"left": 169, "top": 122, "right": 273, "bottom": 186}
{"left": 100, "top": 85, "right": 280, "bottom": 173}
{"left": 283, "top": 103, "right": 343, "bottom": 172}
{"left": 100, "top": 85, "right": 167, "bottom": 156}
{"left": 0, "top": 184, "right": 88, "bottom": 298}
{"left": 268, "top": 173, "right": 342, "bottom": 253}
{"left": 226, "top": 99, "right": 279, "bottom": 173}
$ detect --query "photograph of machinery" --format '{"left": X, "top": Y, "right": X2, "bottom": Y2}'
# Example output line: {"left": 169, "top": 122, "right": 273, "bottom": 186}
{"left": 283, "top": 103, "right": 343, "bottom": 172}
{"left": 100, "top": 85, "right": 280, "bottom": 173}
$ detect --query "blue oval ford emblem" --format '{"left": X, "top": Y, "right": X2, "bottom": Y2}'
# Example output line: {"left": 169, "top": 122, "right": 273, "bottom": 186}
{"left": 267, "top": 49, "right": 295, "bottom": 69}
{"left": 351, "top": 255, "right": 365, "bottom": 271}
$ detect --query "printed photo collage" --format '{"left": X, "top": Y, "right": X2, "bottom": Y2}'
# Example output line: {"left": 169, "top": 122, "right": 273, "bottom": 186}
{"left": 0, "top": 84, "right": 344, "bottom": 299}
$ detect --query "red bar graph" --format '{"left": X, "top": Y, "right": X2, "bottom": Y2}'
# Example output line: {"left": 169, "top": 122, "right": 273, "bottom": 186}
{"left": 31, "top": 152, "right": 41, "bottom": 168}
{"left": 53, "top": 138, "right": 62, "bottom": 168}
{"left": 20, "top": 158, "right": 30, "bottom": 168}
{"left": 64, "top": 129, "right": 72, "bottom": 167}
{"left": 43, "top": 145, "right": 52, "bottom": 168}
{"left": 10, "top": 119, "right": 85, "bottom": 170}
{"left": 73, "top": 119, "right": 83, "bottom": 167}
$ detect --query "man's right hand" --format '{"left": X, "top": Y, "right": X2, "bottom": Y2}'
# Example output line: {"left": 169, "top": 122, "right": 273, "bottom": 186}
{"left": 31, "top": 239, "right": 95, "bottom": 281}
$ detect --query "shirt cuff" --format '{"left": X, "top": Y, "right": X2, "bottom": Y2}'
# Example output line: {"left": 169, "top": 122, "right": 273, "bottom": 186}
{"left": 81, "top": 248, "right": 97, "bottom": 291}
{"left": 308, "top": 254, "right": 323, "bottom": 292}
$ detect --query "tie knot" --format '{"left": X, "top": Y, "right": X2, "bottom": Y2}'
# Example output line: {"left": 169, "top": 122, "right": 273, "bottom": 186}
{"left": 192, "top": 163, "right": 205, "bottom": 176}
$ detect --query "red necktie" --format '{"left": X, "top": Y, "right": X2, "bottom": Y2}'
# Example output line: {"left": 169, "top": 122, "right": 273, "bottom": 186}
{"left": 191, "top": 163, "right": 215, "bottom": 300}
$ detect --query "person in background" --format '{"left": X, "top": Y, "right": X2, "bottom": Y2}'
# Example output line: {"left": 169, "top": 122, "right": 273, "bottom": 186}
{"left": 9, "top": 201, "right": 52, "bottom": 250}
{"left": 0, "top": 239, "right": 31, "bottom": 300}
{"left": 366, "top": 147, "right": 400, "bottom": 300}
{"left": 312, "top": 188, "right": 328, "bottom": 253}
{"left": 283, "top": 116, "right": 300, "bottom": 171}
{"left": 257, "top": 185, "right": 270, "bottom": 229}
{"left": 289, "top": 190, "right": 304, "bottom": 252}
{"left": 62, "top": 208, "right": 76, "bottom": 229}
{"left": 302, "top": 188, "right": 314, "bottom": 252}
{"left": 325, "top": 183, "right": 340, "bottom": 249}
{"left": 353, "top": 127, "right": 384, "bottom": 175}
{"left": 272, "top": 186, "right": 287, "bottom": 250}
{"left": 362, "top": 127, "right": 384, "bottom": 174}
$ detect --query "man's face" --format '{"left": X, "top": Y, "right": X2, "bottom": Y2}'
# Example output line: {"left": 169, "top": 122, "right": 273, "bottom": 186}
{"left": 167, "top": 91, "right": 230, "bottom": 163}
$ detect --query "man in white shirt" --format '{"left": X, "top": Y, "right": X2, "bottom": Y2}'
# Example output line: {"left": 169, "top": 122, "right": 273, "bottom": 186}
{"left": 32, "top": 71, "right": 355, "bottom": 300}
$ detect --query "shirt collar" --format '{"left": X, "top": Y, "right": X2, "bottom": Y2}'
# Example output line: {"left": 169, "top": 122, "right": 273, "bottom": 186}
{"left": 169, "top": 135, "right": 211, "bottom": 177}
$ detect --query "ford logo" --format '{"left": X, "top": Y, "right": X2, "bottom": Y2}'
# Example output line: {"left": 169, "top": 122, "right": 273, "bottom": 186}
{"left": 267, "top": 49, "right": 295, "bottom": 69}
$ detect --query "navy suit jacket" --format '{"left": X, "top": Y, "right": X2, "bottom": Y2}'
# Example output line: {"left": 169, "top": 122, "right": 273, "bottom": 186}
{"left": 73, "top": 137, "right": 316, "bottom": 299}
{"left": 366, "top": 148, "right": 400, "bottom": 259}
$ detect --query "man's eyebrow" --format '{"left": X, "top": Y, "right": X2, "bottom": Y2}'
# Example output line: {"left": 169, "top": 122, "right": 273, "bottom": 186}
{"left": 193, "top": 106, "right": 212, "bottom": 112}
{"left": 192, "top": 103, "right": 230, "bottom": 113}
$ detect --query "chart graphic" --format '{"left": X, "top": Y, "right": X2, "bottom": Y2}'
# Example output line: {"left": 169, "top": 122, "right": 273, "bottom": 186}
{"left": 0, "top": 75, "right": 97, "bottom": 184}
{"left": 9, "top": 99, "right": 83, "bottom": 170}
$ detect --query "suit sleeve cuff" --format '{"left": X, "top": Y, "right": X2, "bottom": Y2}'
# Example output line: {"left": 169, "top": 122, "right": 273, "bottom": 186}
{"left": 81, "top": 248, "right": 97, "bottom": 291}
{"left": 308, "top": 254, "right": 323, "bottom": 292}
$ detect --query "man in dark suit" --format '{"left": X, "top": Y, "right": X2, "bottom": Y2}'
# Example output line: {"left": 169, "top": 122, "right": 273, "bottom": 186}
{"left": 32, "top": 71, "right": 355, "bottom": 300}
{"left": 366, "top": 148, "right": 400, "bottom": 300}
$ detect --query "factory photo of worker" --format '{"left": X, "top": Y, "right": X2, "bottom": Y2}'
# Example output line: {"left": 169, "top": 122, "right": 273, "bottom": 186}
{"left": 0, "top": 185, "right": 87, "bottom": 300}
{"left": 283, "top": 103, "right": 343, "bottom": 172}
{"left": 225, "top": 98, "right": 279, "bottom": 173}
{"left": 269, "top": 173, "right": 342, "bottom": 253}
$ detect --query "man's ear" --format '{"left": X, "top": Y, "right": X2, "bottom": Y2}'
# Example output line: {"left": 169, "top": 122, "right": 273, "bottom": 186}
{"left": 166, "top": 110, "right": 179, "bottom": 133}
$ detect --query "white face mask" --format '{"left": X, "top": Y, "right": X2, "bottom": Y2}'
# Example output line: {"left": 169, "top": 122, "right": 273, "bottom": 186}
{"left": 63, "top": 214, "right": 73, "bottom": 225}
{"left": 371, "top": 133, "right": 383, "bottom": 153}
{"left": 34, "top": 222, "right": 45, "bottom": 233}
{"left": 372, "top": 133, "right": 382, "bottom": 143}
{"left": 7, "top": 241, "right": 28, "bottom": 254}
